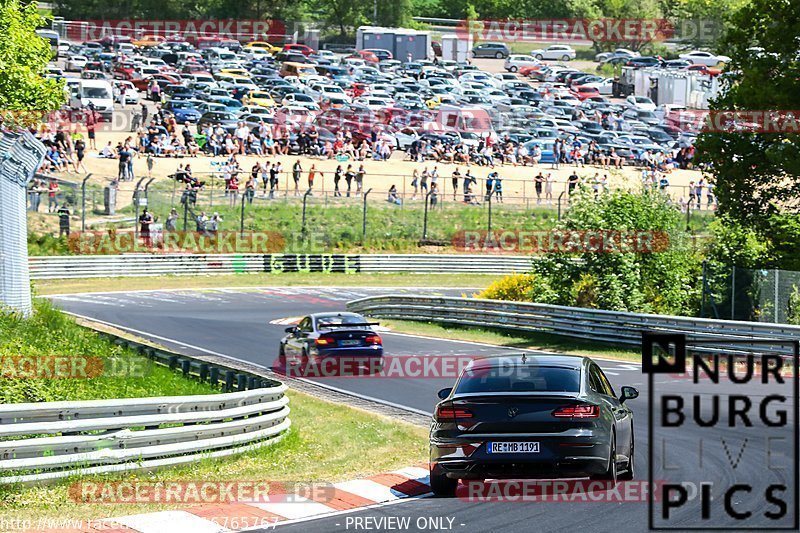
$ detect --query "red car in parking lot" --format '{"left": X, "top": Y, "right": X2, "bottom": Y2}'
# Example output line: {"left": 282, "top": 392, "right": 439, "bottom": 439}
{"left": 282, "top": 44, "right": 315, "bottom": 56}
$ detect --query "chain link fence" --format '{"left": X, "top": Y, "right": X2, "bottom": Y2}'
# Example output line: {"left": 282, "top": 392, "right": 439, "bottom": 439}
{"left": 703, "top": 265, "right": 800, "bottom": 324}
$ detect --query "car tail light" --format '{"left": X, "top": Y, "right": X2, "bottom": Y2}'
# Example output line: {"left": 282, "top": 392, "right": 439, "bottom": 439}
{"left": 552, "top": 404, "right": 600, "bottom": 419}
{"left": 315, "top": 336, "right": 336, "bottom": 346}
{"left": 365, "top": 335, "right": 382, "bottom": 345}
{"left": 435, "top": 406, "right": 473, "bottom": 421}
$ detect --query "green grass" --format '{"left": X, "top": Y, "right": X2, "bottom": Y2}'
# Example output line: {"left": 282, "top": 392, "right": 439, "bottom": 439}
{"left": 382, "top": 318, "right": 640, "bottom": 362}
{"left": 30, "top": 189, "right": 559, "bottom": 255}
{"left": 0, "top": 389, "right": 428, "bottom": 522}
{"left": 33, "top": 272, "right": 499, "bottom": 295}
{"left": 0, "top": 300, "right": 216, "bottom": 403}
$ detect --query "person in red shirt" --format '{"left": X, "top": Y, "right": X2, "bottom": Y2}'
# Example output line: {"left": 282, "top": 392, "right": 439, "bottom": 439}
{"left": 47, "top": 180, "right": 60, "bottom": 213}
{"left": 228, "top": 175, "right": 239, "bottom": 206}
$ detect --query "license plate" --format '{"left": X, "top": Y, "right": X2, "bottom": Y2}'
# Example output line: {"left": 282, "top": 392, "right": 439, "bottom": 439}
{"left": 487, "top": 441, "right": 540, "bottom": 454}
{"left": 338, "top": 339, "right": 361, "bottom": 346}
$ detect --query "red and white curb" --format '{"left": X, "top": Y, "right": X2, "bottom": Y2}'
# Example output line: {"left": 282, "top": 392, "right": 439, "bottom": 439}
{"left": 50, "top": 467, "right": 431, "bottom": 533}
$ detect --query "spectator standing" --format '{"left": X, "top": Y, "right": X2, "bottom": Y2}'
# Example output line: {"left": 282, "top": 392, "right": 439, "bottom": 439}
{"left": 139, "top": 208, "right": 154, "bottom": 246}
{"left": 534, "top": 172, "right": 544, "bottom": 204}
{"left": 292, "top": 160, "right": 302, "bottom": 196}
{"left": 308, "top": 164, "right": 318, "bottom": 193}
{"left": 344, "top": 165, "right": 355, "bottom": 197}
{"left": 165, "top": 208, "right": 178, "bottom": 231}
{"left": 451, "top": 168, "right": 461, "bottom": 201}
{"left": 545, "top": 173, "right": 554, "bottom": 203}
{"left": 567, "top": 171, "right": 580, "bottom": 196}
{"left": 356, "top": 164, "right": 365, "bottom": 196}
{"left": 47, "top": 179, "right": 60, "bottom": 213}
{"left": 333, "top": 165, "right": 343, "bottom": 197}
{"left": 57, "top": 203, "right": 71, "bottom": 237}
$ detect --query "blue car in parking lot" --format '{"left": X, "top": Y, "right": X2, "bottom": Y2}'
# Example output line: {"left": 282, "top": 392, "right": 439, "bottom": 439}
{"left": 163, "top": 99, "right": 203, "bottom": 124}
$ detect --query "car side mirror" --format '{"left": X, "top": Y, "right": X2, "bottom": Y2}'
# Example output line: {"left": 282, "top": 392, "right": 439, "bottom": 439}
{"left": 437, "top": 387, "right": 453, "bottom": 400}
{"left": 284, "top": 326, "right": 297, "bottom": 334}
{"left": 619, "top": 386, "right": 639, "bottom": 403}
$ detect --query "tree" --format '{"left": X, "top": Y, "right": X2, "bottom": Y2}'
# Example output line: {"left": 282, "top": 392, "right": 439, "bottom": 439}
{"left": 480, "top": 189, "right": 702, "bottom": 315}
{"left": 307, "top": 0, "right": 370, "bottom": 39}
{"left": 0, "top": 0, "right": 64, "bottom": 118}
{"left": 694, "top": 0, "right": 800, "bottom": 233}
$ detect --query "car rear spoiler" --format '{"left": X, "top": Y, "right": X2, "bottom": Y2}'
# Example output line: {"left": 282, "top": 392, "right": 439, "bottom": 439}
{"left": 317, "top": 322, "right": 380, "bottom": 328}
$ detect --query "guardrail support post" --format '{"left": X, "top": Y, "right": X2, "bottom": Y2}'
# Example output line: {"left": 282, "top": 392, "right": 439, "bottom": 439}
{"left": 362, "top": 187, "right": 373, "bottom": 244}
{"left": 224, "top": 370, "right": 235, "bottom": 392}
{"left": 487, "top": 189, "right": 495, "bottom": 233}
{"left": 237, "top": 374, "right": 247, "bottom": 391}
{"left": 301, "top": 188, "right": 312, "bottom": 238}
{"left": 210, "top": 367, "right": 219, "bottom": 386}
{"left": 181, "top": 359, "right": 191, "bottom": 377}
{"left": 133, "top": 176, "right": 147, "bottom": 240}
{"left": 80, "top": 173, "right": 93, "bottom": 232}
{"left": 686, "top": 201, "right": 691, "bottom": 232}
{"left": 422, "top": 189, "right": 433, "bottom": 240}
{"left": 240, "top": 192, "right": 246, "bottom": 238}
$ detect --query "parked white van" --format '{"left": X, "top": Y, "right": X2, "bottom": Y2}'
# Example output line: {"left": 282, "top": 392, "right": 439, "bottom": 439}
{"left": 70, "top": 79, "right": 115, "bottom": 119}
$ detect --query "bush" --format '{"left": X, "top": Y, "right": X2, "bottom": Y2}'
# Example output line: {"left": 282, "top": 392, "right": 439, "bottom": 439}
{"left": 478, "top": 273, "right": 538, "bottom": 301}
{"left": 484, "top": 189, "right": 703, "bottom": 316}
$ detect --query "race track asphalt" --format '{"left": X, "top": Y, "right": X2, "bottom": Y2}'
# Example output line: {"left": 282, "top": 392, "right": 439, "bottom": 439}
{"left": 49, "top": 287, "right": 798, "bottom": 533}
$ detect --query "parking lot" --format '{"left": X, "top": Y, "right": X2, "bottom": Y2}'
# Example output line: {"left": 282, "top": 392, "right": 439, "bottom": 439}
{"left": 37, "top": 36, "right": 709, "bottom": 209}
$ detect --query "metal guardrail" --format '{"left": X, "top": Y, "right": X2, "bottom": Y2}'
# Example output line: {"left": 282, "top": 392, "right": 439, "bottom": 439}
{"left": 28, "top": 254, "right": 535, "bottom": 279}
{"left": 0, "top": 386, "right": 290, "bottom": 485}
{"left": 347, "top": 295, "right": 800, "bottom": 357}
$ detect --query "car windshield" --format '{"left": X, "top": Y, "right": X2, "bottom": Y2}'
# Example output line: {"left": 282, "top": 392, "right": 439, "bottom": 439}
{"left": 82, "top": 87, "right": 110, "bottom": 98}
{"left": 456, "top": 365, "right": 581, "bottom": 393}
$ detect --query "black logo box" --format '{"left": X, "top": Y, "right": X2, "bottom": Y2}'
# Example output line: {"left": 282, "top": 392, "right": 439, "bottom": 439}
{"left": 643, "top": 333, "right": 799, "bottom": 531}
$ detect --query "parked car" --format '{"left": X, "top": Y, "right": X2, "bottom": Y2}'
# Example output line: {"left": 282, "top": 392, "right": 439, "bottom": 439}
{"left": 625, "top": 57, "right": 663, "bottom": 68}
{"left": 504, "top": 55, "right": 539, "bottom": 73}
{"left": 530, "top": 45, "right": 576, "bottom": 61}
{"left": 678, "top": 50, "right": 731, "bottom": 67}
{"left": 594, "top": 48, "right": 640, "bottom": 62}
{"left": 472, "top": 42, "right": 511, "bottom": 59}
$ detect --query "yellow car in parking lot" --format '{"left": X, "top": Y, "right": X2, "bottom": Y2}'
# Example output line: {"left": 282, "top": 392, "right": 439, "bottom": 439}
{"left": 245, "top": 41, "right": 282, "bottom": 54}
{"left": 243, "top": 90, "right": 277, "bottom": 108}
{"left": 218, "top": 68, "right": 250, "bottom": 78}
{"left": 426, "top": 94, "right": 458, "bottom": 109}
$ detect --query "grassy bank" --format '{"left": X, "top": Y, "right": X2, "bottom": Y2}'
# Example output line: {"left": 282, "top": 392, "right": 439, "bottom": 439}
{"left": 382, "top": 318, "right": 640, "bottom": 362}
{"left": 0, "top": 300, "right": 214, "bottom": 403}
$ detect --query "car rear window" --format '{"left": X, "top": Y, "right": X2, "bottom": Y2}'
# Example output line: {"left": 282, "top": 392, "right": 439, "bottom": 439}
{"left": 316, "top": 315, "right": 367, "bottom": 328}
{"left": 456, "top": 365, "right": 581, "bottom": 393}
